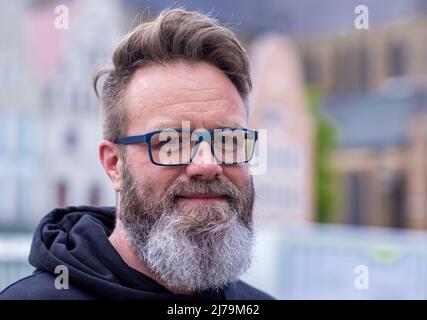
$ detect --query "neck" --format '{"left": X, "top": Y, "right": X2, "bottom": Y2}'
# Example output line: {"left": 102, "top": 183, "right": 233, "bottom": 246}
{"left": 108, "top": 218, "right": 195, "bottom": 295}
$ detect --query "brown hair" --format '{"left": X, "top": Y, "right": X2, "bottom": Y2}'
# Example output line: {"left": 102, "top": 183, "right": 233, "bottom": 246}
{"left": 93, "top": 8, "right": 252, "bottom": 141}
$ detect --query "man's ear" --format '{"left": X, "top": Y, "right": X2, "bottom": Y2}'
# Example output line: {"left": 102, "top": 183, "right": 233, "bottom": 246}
{"left": 99, "top": 140, "right": 123, "bottom": 193}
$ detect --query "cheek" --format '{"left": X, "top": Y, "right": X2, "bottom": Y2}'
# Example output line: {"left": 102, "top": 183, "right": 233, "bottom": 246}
{"left": 125, "top": 147, "right": 151, "bottom": 178}
{"left": 128, "top": 152, "right": 182, "bottom": 197}
{"left": 146, "top": 167, "right": 181, "bottom": 191}
{"left": 222, "top": 164, "right": 251, "bottom": 190}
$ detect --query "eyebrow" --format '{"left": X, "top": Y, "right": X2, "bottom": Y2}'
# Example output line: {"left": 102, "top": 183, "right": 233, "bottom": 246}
{"left": 146, "top": 120, "right": 245, "bottom": 132}
{"left": 214, "top": 120, "right": 246, "bottom": 129}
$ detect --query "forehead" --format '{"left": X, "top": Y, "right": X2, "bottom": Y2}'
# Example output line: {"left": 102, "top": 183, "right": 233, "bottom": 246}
{"left": 123, "top": 60, "right": 247, "bottom": 133}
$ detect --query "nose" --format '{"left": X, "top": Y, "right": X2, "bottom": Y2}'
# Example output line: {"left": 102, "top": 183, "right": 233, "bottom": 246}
{"left": 186, "top": 141, "right": 222, "bottom": 180}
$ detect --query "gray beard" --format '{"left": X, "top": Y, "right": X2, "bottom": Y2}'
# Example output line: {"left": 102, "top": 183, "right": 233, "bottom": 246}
{"left": 118, "top": 163, "right": 255, "bottom": 293}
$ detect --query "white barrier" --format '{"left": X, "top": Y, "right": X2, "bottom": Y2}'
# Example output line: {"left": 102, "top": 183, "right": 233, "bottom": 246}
{"left": 243, "top": 223, "right": 427, "bottom": 299}
{"left": 0, "top": 234, "right": 33, "bottom": 292}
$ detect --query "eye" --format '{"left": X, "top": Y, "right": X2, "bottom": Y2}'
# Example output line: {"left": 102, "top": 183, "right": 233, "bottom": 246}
{"left": 169, "top": 138, "right": 180, "bottom": 144}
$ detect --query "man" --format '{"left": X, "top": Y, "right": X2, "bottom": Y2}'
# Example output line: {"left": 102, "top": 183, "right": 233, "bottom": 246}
{"left": 0, "top": 8, "right": 272, "bottom": 300}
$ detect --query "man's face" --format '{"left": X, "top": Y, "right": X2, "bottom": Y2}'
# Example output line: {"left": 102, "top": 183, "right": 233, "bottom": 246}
{"left": 117, "top": 60, "right": 255, "bottom": 292}
{"left": 123, "top": 60, "right": 251, "bottom": 202}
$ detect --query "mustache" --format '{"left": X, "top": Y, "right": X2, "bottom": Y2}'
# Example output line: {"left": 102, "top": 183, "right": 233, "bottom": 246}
{"left": 165, "top": 179, "right": 240, "bottom": 202}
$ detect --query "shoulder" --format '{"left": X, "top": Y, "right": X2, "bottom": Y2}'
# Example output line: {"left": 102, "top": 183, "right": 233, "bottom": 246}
{"left": 0, "top": 271, "right": 96, "bottom": 300}
{"left": 225, "top": 280, "right": 275, "bottom": 300}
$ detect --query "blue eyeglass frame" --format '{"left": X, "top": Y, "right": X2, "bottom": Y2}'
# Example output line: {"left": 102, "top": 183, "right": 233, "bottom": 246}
{"left": 113, "top": 128, "right": 258, "bottom": 166}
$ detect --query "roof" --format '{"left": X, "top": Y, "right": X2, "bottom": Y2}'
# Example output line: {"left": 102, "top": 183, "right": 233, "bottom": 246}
{"left": 123, "top": 0, "right": 427, "bottom": 36}
{"left": 323, "top": 82, "right": 427, "bottom": 150}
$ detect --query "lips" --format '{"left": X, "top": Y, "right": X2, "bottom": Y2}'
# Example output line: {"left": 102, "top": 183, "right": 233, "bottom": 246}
{"left": 175, "top": 193, "right": 228, "bottom": 203}
{"left": 177, "top": 193, "right": 225, "bottom": 199}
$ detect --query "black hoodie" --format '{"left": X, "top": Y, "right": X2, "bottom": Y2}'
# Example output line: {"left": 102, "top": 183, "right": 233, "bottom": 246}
{"left": 0, "top": 206, "right": 273, "bottom": 300}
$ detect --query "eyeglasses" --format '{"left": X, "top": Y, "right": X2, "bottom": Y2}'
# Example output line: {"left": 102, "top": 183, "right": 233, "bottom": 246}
{"left": 114, "top": 128, "right": 258, "bottom": 166}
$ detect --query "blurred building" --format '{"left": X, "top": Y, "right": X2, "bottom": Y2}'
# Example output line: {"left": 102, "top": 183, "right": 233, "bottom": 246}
{"left": 0, "top": 1, "right": 43, "bottom": 227}
{"left": 250, "top": 35, "right": 313, "bottom": 223}
{"left": 39, "top": 0, "right": 121, "bottom": 215}
{"left": 326, "top": 89, "right": 427, "bottom": 229}
{"left": 297, "top": 14, "right": 427, "bottom": 96}
{"left": 292, "top": 5, "right": 427, "bottom": 229}
{"left": 0, "top": 0, "right": 123, "bottom": 227}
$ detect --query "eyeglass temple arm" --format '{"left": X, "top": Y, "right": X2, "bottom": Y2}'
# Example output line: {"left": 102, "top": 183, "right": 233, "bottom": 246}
{"left": 114, "top": 135, "right": 149, "bottom": 145}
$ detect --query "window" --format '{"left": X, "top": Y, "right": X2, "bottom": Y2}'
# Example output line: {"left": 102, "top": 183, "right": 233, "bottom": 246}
{"left": 16, "top": 174, "right": 31, "bottom": 223}
{"left": 0, "top": 113, "right": 3, "bottom": 153}
{"left": 333, "top": 47, "right": 370, "bottom": 93}
{"left": 56, "top": 181, "right": 68, "bottom": 207}
{"left": 383, "top": 174, "right": 406, "bottom": 228}
{"left": 17, "top": 116, "right": 33, "bottom": 157}
{"left": 357, "top": 47, "right": 369, "bottom": 92}
{"left": 388, "top": 43, "right": 406, "bottom": 77}
{"left": 64, "top": 128, "right": 77, "bottom": 154}
{"left": 89, "top": 183, "right": 101, "bottom": 206}
{"left": 333, "top": 50, "right": 350, "bottom": 93}
{"left": 303, "top": 54, "right": 320, "bottom": 86}
{"left": 345, "top": 172, "right": 369, "bottom": 225}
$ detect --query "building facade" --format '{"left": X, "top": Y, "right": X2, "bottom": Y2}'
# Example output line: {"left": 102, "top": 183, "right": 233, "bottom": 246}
{"left": 0, "top": 0, "right": 123, "bottom": 227}
{"left": 294, "top": 13, "right": 427, "bottom": 229}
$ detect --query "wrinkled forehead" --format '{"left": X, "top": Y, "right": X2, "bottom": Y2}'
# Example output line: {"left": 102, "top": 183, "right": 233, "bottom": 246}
{"left": 123, "top": 61, "right": 248, "bottom": 134}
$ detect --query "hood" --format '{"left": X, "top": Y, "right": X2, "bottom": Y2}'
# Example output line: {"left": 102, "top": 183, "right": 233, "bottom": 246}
{"left": 28, "top": 206, "right": 230, "bottom": 299}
